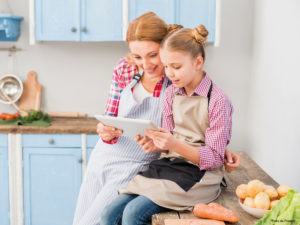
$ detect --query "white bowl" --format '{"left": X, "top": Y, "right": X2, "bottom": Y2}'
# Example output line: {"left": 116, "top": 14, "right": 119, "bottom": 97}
{"left": 239, "top": 199, "right": 270, "bottom": 218}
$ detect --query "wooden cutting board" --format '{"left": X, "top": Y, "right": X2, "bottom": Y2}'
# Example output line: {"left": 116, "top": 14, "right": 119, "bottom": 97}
{"left": 164, "top": 219, "right": 225, "bottom": 225}
{"left": 18, "top": 71, "right": 42, "bottom": 111}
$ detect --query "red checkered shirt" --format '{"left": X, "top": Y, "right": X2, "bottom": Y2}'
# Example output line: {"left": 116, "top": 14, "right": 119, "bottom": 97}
{"left": 162, "top": 74, "right": 233, "bottom": 170}
{"left": 103, "top": 58, "right": 165, "bottom": 143}
{"left": 105, "top": 58, "right": 165, "bottom": 116}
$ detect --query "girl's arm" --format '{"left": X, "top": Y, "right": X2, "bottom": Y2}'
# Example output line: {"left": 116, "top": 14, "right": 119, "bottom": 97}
{"left": 146, "top": 96, "right": 232, "bottom": 168}
{"left": 146, "top": 86, "right": 233, "bottom": 170}
{"left": 198, "top": 97, "right": 233, "bottom": 170}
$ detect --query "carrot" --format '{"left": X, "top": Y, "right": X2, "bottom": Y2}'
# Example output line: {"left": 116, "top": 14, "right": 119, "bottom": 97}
{"left": 193, "top": 203, "right": 239, "bottom": 223}
{"left": 189, "top": 219, "right": 225, "bottom": 225}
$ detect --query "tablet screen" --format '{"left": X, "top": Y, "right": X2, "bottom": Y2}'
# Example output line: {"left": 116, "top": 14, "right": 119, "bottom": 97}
{"left": 95, "top": 115, "right": 158, "bottom": 137}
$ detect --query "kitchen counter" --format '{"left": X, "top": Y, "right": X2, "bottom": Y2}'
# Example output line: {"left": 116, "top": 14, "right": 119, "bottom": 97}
{"left": 152, "top": 151, "right": 279, "bottom": 225}
{"left": 0, "top": 117, "right": 98, "bottom": 134}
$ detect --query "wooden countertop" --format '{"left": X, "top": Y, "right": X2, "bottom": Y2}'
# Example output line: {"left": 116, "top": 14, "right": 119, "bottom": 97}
{"left": 152, "top": 151, "right": 278, "bottom": 225}
{"left": 0, "top": 117, "right": 98, "bottom": 134}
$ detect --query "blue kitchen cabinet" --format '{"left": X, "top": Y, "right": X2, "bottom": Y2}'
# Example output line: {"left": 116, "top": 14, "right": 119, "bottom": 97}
{"left": 86, "top": 134, "right": 99, "bottom": 162}
{"left": 36, "top": 0, "right": 216, "bottom": 42}
{"left": 0, "top": 135, "right": 9, "bottom": 225}
{"left": 175, "top": 0, "right": 216, "bottom": 42}
{"left": 129, "top": 0, "right": 216, "bottom": 43}
{"left": 128, "top": 0, "right": 176, "bottom": 24}
{"left": 81, "top": 0, "right": 123, "bottom": 41}
{"left": 22, "top": 135, "right": 82, "bottom": 225}
{"left": 35, "top": 0, "right": 81, "bottom": 41}
{"left": 35, "top": 0, "right": 123, "bottom": 41}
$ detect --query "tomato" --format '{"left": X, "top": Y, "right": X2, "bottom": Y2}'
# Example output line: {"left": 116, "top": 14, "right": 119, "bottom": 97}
{"left": 0, "top": 112, "right": 20, "bottom": 120}
{"left": 4, "top": 114, "right": 16, "bottom": 120}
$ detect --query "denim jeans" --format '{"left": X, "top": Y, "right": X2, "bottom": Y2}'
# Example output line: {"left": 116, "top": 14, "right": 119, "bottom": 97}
{"left": 100, "top": 194, "right": 169, "bottom": 225}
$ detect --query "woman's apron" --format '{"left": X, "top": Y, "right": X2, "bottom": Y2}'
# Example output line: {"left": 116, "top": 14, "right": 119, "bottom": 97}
{"left": 72, "top": 75, "right": 169, "bottom": 225}
{"left": 120, "top": 82, "right": 224, "bottom": 211}
{"left": 89, "top": 75, "right": 169, "bottom": 189}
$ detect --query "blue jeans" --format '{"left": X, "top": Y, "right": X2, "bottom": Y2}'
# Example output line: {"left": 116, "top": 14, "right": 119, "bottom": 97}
{"left": 100, "top": 194, "right": 169, "bottom": 225}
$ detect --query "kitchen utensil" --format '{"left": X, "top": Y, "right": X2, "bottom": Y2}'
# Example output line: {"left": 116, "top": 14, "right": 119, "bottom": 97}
{"left": 0, "top": 89, "right": 27, "bottom": 116}
{"left": 17, "top": 70, "right": 42, "bottom": 111}
{"left": 0, "top": 73, "right": 23, "bottom": 104}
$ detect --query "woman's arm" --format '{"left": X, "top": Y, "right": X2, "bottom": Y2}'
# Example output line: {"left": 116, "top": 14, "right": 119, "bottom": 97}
{"left": 99, "top": 58, "right": 137, "bottom": 143}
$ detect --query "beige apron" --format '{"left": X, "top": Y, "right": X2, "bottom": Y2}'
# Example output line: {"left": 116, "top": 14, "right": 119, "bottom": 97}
{"left": 120, "top": 84, "right": 224, "bottom": 211}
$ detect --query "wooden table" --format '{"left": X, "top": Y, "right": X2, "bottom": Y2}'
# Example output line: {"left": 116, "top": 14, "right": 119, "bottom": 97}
{"left": 152, "top": 151, "right": 278, "bottom": 225}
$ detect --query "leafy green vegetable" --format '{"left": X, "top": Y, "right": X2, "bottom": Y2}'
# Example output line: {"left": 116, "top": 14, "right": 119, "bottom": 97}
{"left": 255, "top": 190, "right": 300, "bottom": 225}
{"left": 0, "top": 110, "right": 51, "bottom": 127}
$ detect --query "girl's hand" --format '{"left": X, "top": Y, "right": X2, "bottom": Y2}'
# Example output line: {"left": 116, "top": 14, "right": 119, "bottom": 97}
{"left": 224, "top": 150, "right": 240, "bottom": 173}
{"left": 135, "top": 135, "right": 160, "bottom": 153}
{"left": 145, "top": 128, "right": 177, "bottom": 150}
{"left": 97, "top": 122, "right": 123, "bottom": 141}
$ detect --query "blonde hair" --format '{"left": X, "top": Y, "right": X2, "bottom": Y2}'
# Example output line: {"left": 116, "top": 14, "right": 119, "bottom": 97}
{"left": 161, "top": 24, "right": 209, "bottom": 60}
{"left": 126, "top": 12, "right": 182, "bottom": 44}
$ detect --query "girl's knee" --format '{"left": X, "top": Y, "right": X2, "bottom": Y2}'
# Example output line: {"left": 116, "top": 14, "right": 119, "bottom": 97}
{"left": 122, "top": 199, "right": 151, "bottom": 225}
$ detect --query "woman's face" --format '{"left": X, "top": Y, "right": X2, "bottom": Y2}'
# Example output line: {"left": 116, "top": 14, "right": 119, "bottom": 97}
{"left": 129, "top": 41, "right": 164, "bottom": 79}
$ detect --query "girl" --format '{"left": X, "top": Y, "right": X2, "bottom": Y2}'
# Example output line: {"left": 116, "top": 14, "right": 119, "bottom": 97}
{"left": 100, "top": 24, "right": 233, "bottom": 225}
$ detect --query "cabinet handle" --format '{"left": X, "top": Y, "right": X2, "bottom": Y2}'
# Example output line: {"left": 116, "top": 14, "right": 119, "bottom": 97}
{"left": 81, "top": 27, "right": 88, "bottom": 33}
{"left": 71, "top": 27, "right": 77, "bottom": 33}
{"left": 48, "top": 138, "right": 55, "bottom": 145}
{"left": 78, "top": 158, "right": 83, "bottom": 164}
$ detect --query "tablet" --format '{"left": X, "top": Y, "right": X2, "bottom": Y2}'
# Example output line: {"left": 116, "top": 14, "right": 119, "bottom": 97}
{"left": 95, "top": 115, "right": 158, "bottom": 137}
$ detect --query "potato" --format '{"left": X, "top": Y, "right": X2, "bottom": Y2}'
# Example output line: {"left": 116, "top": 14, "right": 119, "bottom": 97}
{"left": 264, "top": 185, "right": 279, "bottom": 199}
{"left": 270, "top": 200, "right": 280, "bottom": 209}
{"left": 243, "top": 197, "right": 255, "bottom": 208}
{"left": 247, "top": 180, "right": 265, "bottom": 198}
{"left": 254, "top": 192, "right": 270, "bottom": 210}
{"left": 277, "top": 185, "right": 291, "bottom": 197}
{"left": 236, "top": 184, "right": 248, "bottom": 199}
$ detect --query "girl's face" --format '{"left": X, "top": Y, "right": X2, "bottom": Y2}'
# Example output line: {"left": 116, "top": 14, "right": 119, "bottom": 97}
{"left": 160, "top": 47, "right": 204, "bottom": 91}
{"left": 129, "top": 41, "right": 164, "bottom": 79}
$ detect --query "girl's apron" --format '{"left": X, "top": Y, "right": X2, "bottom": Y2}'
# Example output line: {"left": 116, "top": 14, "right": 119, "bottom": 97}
{"left": 120, "top": 82, "right": 224, "bottom": 211}
{"left": 72, "top": 75, "right": 168, "bottom": 225}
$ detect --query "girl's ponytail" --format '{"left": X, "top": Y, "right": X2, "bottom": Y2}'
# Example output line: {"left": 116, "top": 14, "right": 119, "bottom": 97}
{"left": 161, "top": 24, "right": 209, "bottom": 60}
{"left": 167, "top": 24, "right": 183, "bottom": 35}
{"left": 192, "top": 25, "right": 209, "bottom": 45}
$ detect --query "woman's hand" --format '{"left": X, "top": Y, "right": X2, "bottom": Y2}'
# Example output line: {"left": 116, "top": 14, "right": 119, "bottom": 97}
{"left": 224, "top": 150, "right": 240, "bottom": 172}
{"left": 145, "top": 128, "right": 177, "bottom": 150}
{"left": 97, "top": 122, "right": 123, "bottom": 142}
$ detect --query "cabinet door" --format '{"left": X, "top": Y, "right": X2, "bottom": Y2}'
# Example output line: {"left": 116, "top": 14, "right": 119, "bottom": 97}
{"left": 86, "top": 135, "right": 99, "bottom": 162}
{"left": 35, "top": 0, "right": 81, "bottom": 41}
{"left": 0, "top": 135, "right": 9, "bottom": 225}
{"left": 23, "top": 147, "right": 82, "bottom": 225}
{"left": 175, "top": 0, "right": 216, "bottom": 43}
{"left": 128, "top": 0, "right": 176, "bottom": 24}
{"left": 81, "top": 0, "right": 123, "bottom": 41}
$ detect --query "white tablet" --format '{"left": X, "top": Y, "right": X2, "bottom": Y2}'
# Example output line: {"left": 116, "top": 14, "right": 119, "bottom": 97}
{"left": 95, "top": 115, "right": 158, "bottom": 137}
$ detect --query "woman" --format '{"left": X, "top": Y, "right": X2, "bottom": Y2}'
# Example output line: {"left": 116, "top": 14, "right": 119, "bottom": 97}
{"left": 72, "top": 12, "right": 239, "bottom": 225}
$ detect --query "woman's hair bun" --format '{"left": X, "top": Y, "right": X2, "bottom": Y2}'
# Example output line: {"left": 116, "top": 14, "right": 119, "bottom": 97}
{"left": 192, "top": 24, "right": 209, "bottom": 45}
{"left": 167, "top": 24, "right": 183, "bottom": 34}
